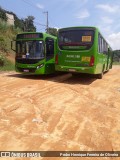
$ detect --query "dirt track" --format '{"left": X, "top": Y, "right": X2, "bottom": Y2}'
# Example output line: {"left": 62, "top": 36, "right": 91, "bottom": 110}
{"left": 0, "top": 66, "right": 120, "bottom": 160}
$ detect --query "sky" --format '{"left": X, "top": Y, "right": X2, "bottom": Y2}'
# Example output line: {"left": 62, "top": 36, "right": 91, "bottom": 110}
{"left": 0, "top": 0, "right": 120, "bottom": 50}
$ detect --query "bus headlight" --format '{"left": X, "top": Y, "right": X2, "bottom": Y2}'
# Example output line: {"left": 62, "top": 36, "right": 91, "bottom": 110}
{"left": 36, "top": 64, "right": 44, "bottom": 69}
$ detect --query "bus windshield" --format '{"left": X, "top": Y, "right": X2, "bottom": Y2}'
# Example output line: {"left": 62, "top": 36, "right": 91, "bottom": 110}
{"left": 58, "top": 29, "right": 94, "bottom": 50}
{"left": 16, "top": 40, "right": 44, "bottom": 59}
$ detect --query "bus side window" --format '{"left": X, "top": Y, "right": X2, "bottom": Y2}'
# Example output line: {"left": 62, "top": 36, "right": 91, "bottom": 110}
{"left": 103, "top": 40, "right": 107, "bottom": 55}
{"left": 98, "top": 33, "right": 108, "bottom": 54}
{"left": 45, "top": 38, "right": 54, "bottom": 60}
{"left": 98, "top": 34, "right": 102, "bottom": 53}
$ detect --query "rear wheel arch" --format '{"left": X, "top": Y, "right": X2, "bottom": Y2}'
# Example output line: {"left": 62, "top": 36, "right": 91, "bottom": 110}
{"left": 96, "top": 64, "right": 104, "bottom": 79}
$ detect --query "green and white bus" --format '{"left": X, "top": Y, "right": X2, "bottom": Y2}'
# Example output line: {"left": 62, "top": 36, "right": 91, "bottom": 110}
{"left": 55, "top": 26, "right": 113, "bottom": 78}
{"left": 11, "top": 32, "right": 57, "bottom": 74}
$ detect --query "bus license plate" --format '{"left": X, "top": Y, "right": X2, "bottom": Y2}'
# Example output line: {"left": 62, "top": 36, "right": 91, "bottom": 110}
{"left": 23, "top": 69, "right": 29, "bottom": 72}
{"left": 69, "top": 69, "right": 76, "bottom": 72}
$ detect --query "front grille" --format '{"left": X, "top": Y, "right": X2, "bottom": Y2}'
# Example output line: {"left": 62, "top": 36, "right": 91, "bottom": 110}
{"left": 16, "top": 58, "right": 42, "bottom": 64}
{"left": 17, "top": 67, "right": 36, "bottom": 73}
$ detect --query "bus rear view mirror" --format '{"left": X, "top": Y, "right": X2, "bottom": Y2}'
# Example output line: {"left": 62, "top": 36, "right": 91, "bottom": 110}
{"left": 11, "top": 41, "right": 16, "bottom": 51}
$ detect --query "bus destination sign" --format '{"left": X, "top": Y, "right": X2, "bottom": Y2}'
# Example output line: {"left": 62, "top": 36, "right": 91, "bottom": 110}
{"left": 17, "top": 33, "right": 43, "bottom": 39}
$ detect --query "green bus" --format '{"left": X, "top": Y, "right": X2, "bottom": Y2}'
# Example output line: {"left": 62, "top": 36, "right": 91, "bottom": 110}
{"left": 55, "top": 26, "right": 113, "bottom": 78}
{"left": 11, "top": 32, "right": 57, "bottom": 74}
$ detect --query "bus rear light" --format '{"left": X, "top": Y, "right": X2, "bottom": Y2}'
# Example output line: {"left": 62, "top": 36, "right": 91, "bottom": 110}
{"left": 55, "top": 54, "right": 58, "bottom": 64}
{"left": 89, "top": 56, "right": 94, "bottom": 66}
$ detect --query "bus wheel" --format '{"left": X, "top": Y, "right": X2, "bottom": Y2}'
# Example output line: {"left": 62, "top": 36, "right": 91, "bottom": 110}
{"left": 97, "top": 72, "right": 103, "bottom": 79}
{"left": 110, "top": 63, "right": 113, "bottom": 69}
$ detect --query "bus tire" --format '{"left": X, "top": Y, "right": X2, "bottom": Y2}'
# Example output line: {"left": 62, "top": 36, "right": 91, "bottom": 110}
{"left": 110, "top": 63, "right": 113, "bottom": 69}
{"left": 72, "top": 73, "right": 78, "bottom": 76}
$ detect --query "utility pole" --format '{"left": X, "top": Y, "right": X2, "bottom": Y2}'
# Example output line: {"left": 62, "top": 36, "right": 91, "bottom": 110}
{"left": 43, "top": 11, "right": 49, "bottom": 33}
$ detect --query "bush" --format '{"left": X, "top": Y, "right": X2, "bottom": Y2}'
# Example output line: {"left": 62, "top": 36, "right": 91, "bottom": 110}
{"left": 0, "top": 19, "right": 8, "bottom": 31}
{"left": 0, "top": 53, "right": 5, "bottom": 66}
{"left": 0, "top": 54, "right": 15, "bottom": 71}
{"left": 0, "top": 37, "right": 8, "bottom": 52}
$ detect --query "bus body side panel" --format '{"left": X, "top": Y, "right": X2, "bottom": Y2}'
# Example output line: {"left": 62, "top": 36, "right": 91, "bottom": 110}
{"left": 94, "top": 30, "right": 105, "bottom": 74}
{"left": 44, "top": 60, "right": 55, "bottom": 74}
{"left": 107, "top": 49, "right": 113, "bottom": 69}
{"left": 44, "top": 37, "right": 57, "bottom": 74}
{"left": 95, "top": 29, "right": 113, "bottom": 74}
{"left": 95, "top": 53, "right": 106, "bottom": 73}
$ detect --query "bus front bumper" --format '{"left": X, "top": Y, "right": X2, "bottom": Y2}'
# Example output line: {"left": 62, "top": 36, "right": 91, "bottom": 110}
{"left": 15, "top": 63, "right": 45, "bottom": 75}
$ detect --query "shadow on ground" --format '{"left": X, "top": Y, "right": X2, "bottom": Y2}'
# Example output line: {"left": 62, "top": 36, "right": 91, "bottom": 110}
{"left": 7, "top": 72, "right": 97, "bottom": 85}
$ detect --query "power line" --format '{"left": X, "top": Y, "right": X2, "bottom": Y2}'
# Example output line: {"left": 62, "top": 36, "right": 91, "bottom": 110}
{"left": 1, "top": 0, "right": 58, "bottom": 31}
{"left": 34, "top": 21, "right": 46, "bottom": 27}
{"left": 21, "top": 0, "right": 47, "bottom": 30}
{"left": 37, "top": 27, "right": 46, "bottom": 31}
{"left": 21, "top": 0, "right": 58, "bottom": 30}
{"left": 21, "top": 0, "right": 36, "bottom": 8}
{"left": 21, "top": 0, "right": 43, "bottom": 11}
{"left": 49, "top": 15, "right": 59, "bottom": 29}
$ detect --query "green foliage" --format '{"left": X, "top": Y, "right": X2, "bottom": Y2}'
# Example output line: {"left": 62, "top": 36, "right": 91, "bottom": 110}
{"left": 0, "top": 53, "right": 15, "bottom": 71}
{"left": 48, "top": 27, "right": 58, "bottom": 36}
{"left": 0, "top": 19, "right": 21, "bottom": 70}
{"left": 0, "top": 7, "right": 36, "bottom": 32}
{"left": 0, "top": 36, "right": 8, "bottom": 52}
{"left": 14, "top": 15, "right": 24, "bottom": 31}
{"left": 0, "top": 19, "right": 21, "bottom": 53}
{"left": 0, "top": 53, "right": 5, "bottom": 66}
{"left": 0, "top": 7, "right": 7, "bottom": 21}
{"left": 0, "top": 19, "right": 9, "bottom": 31}
{"left": 0, "top": 7, "right": 36, "bottom": 71}
{"left": 113, "top": 62, "right": 120, "bottom": 65}
{"left": 113, "top": 50, "right": 120, "bottom": 62}
{"left": 23, "top": 16, "right": 36, "bottom": 32}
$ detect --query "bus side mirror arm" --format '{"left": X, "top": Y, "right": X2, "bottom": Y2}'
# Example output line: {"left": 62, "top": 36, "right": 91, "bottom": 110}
{"left": 11, "top": 41, "right": 16, "bottom": 52}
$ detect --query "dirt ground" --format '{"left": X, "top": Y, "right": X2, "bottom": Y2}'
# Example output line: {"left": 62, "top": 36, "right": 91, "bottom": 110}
{"left": 0, "top": 65, "right": 120, "bottom": 160}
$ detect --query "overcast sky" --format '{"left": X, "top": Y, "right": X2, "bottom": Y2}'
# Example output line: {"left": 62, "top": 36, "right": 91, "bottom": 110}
{"left": 0, "top": 0, "right": 120, "bottom": 50}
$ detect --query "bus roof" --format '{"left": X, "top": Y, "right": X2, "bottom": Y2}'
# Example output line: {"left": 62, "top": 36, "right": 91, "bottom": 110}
{"left": 17, "top": 32, "right": 57, "bottom": 40}
{"left": 58, "top": 26, "right": 98, "bottom": 31}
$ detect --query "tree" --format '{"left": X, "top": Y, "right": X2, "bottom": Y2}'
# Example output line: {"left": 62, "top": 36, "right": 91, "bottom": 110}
{"left": 14, "top": 15, "right": 24, "bottom": 31}
{"left": 0, "top": 7, "right": 36, "bottom": 32}
{"left": 0, "top": 7, "right": 7, "bottom": 21}
{"left": 113, "top": 50, "right": 120, "bottom": 62}
{"left": 48, "top": 27, "right": 58, "bottom": 36}
{"left": 24, "top": 16, "right": 36, "bottom": 32}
